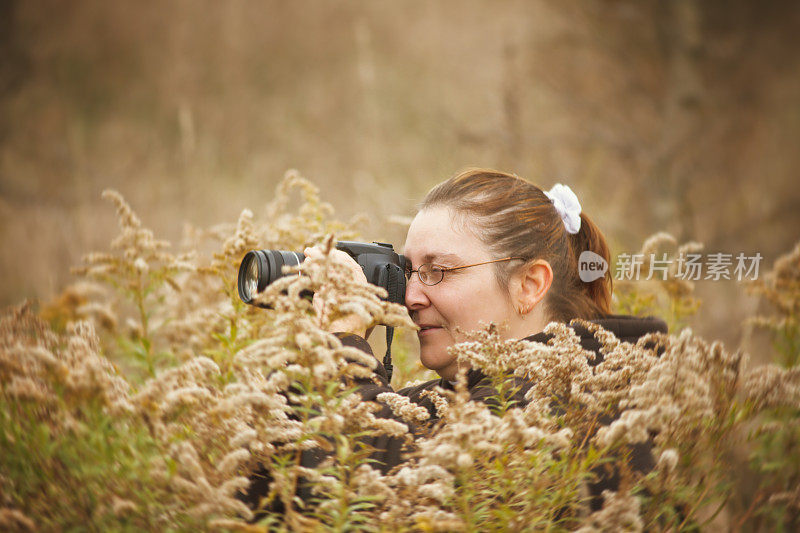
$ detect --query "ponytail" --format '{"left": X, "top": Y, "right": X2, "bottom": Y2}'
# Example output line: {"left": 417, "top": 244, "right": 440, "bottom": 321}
{"left": 570, "top": 212, "right": 613, "bottom": 317}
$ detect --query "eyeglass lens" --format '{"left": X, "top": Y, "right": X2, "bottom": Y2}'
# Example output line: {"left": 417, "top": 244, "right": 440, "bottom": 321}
{"left": 405, "top": 263, "right": 444, "bottom": 285}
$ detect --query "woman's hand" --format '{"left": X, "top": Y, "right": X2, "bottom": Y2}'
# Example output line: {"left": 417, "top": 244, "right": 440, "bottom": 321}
{"left": 303, "top": 245, "right": 374, "bottom": 339}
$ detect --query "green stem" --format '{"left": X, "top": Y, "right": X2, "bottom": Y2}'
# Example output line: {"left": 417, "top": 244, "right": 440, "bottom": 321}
{"left": 133, "top": 271, "right": 154, "bottom": 376}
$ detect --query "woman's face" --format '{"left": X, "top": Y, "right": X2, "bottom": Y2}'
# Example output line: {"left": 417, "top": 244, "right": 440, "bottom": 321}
{"left": 403, "top": 207, "right": 517, "bottom": 380}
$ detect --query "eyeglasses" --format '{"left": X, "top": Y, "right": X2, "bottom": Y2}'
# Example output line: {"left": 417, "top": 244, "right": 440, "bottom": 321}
{"left": 405, "top": 257, "right": 525, "bottom": 286}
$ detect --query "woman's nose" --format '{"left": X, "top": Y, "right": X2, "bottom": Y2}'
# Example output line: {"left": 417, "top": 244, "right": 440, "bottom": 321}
{"left": 404, "top": 274, "right": 430, "bottom": 310}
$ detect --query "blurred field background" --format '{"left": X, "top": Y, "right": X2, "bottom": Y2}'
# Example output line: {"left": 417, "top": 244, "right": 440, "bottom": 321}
{"left": 1, "top": 0, "right": 799, "bottom": 355}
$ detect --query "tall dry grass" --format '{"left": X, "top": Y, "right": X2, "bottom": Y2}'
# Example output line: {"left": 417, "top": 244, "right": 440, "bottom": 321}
{"left": 1, "top": 171, "right": 799, "bottom": 531}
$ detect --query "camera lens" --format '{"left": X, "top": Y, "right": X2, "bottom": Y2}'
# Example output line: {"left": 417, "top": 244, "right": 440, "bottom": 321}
{"left": 237, "top": 250, "right": 306, "bottom": 306}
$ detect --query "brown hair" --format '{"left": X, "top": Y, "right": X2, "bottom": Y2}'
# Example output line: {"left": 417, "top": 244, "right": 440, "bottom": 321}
{"left": 419, "top": 168, "right": 612, "bottom": 322}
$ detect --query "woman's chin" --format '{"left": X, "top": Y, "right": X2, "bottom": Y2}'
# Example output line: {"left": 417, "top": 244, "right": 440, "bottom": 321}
{"left": 418, "top": 330, "right": 456, "bottom": 373}
{"left": 419, "top": 349, "right": 455, "bottom": 375}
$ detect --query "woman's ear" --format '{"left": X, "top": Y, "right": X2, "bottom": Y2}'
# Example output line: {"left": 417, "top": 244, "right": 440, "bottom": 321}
{"left": 510, "top": 259, "right": 553, "bottom": 314}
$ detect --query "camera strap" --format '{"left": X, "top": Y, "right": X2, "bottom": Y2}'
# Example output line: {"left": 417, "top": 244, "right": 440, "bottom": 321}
{"left": 382, "top": 262, "right": 404, "bottom": 383}
{"left": 384, "top": 326, "right": 394, "bottom": 383}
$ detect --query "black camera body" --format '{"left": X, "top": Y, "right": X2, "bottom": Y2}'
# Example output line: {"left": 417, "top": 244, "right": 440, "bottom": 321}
{"left": 237, "top": 241, "right": 407, "bottom": 308}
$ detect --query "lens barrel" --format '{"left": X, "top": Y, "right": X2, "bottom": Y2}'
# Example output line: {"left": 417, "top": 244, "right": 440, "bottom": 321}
{"left": 237, "top": 250, "right": 305, "bottom": 306}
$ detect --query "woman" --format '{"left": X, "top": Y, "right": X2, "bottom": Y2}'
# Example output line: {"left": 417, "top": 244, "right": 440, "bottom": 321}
{"left": 244, "top": 168, "right": 666, "bottom": 512}
{"left": 323, "top": 169, "right": 665, "bottom": 411}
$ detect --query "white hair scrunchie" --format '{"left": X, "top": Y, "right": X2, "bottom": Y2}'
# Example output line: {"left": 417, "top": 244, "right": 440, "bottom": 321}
{"left": 544, "top": 183, "right": 582, "bottom": 234}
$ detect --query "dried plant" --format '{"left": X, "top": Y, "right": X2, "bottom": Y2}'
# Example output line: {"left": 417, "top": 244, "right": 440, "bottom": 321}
{"left": 613, "top": 232, "right": 703, "bottom": 332}
{"left": 736, "top": 240, "right": 800, "bottom": 529}
{"left": 747, "top": 240, "right": 800, "bottom": 367}
{"left": 72, "top": 189, "right": 195, "bottom": 377}
{"left": 2, "top": 174, "right": 799, "bottom": 531}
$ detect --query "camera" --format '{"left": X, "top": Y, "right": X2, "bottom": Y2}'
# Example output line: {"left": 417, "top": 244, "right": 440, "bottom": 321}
{"left": 237, "top": 241, "right": 407, "bottom": 308}
{"left": 237, "top": 241, "right": 407, "bottom": 380}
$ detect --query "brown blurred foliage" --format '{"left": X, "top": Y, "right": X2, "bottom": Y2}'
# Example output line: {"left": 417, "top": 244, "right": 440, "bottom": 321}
{"left": 1, "top": 0, "right": 799, "bottom": 350}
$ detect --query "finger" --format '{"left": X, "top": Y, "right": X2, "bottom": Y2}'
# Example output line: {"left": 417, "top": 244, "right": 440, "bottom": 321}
{"left": 303, "top": 246, "right": 324, "bottom": 260}
{"left": 305, "top": 246, "right": 367, "bottom": 282}
{"left": 327, "top": 250, "right": 367, "bottom": 281}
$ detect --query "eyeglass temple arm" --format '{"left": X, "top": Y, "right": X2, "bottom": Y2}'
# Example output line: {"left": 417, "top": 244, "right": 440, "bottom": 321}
{"left": 444, "top": 257, "right": 525, "bottom": 272}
